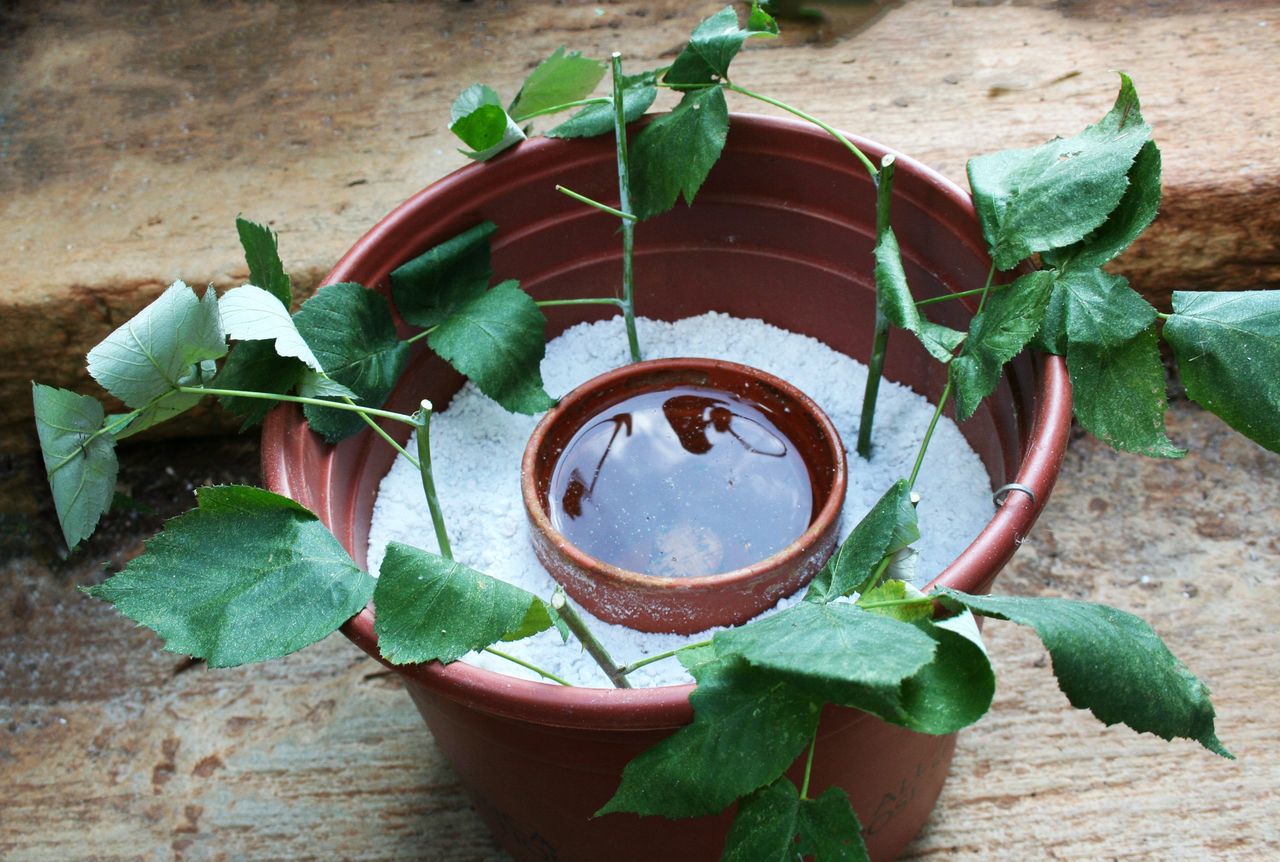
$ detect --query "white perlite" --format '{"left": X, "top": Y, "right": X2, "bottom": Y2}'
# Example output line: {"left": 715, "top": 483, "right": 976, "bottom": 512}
{"left": 367, "top": 313, "right": 994, "bottom": 688}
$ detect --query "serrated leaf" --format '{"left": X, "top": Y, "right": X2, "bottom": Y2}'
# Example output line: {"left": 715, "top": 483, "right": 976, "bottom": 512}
{"left": 450, "top": 84, "right": 527, "bottom": 161}
{"left": 967, "top": 73, "right": 1152, "bottom": 270}
{"left": 712, "top": 602, "right": 936, "bottom": 719}
{"left": 82, "top": 486, "right": 374, "bottom": 667}
{"left": 1044, "top": 139, "right": 1162, "bottom": 270}
{"left": 935, "top": 589, "right": 1230, "bottom": 757}
{"left": 1069, "top": 326, "right": 1183, "bottom": 458}
{"left": 1163, "top": 290, "right": 1280, "bottom": 453}
{"left": 296, "top": 372, "right": 357, "bottom": 400}
{"left": 427, "top": 280, "right": 555, "bottom": 414}
{"left": 599, "top": 654, "right": 821, "bottom": 818}
{"left": 797, "top": 787, "right": 871, "bottom": 862}
{"left": 33, "top": 384, "right": 119, "bottom": 549}
{"left": 508, "top": 46, "right": 605, "bottom": 120}
{"left": 390, "top": 221, "right": 497, "bottom": 329}
{"left": 235, "top": 217, "right": 292, "bottom": 307}
{"left": 895, "top": 612, "right": 994, "bottom": 734}
{"left": 215, "top": 341, "right": 308, "bottom": 429}
{"left": 630, "top": 85, "right": 729, "bottom": 220}
{"left": 546, "top": 70, "right": 659, "bottom": 139}
{"left": 855, "top": 579, "right": 933, "bottom": 622}
{"left": 373, "top": 542, "right": 552, "bottom": 665}
{"left": 805, "top": 479, "right": 918, "bottom": 602}
{"left": 663, "top": 4, "right": 775, "bottom": 87}
{"left": 875, "top": 230, "right": 965, "bottom": 362}
{"left": 219, "top": 285, "right": 322, "bottom": 371}
{"left": 86, "top": 281, "right": 227, "bottom": 432}
{"left": 293, "top": 283, "right": 411, "bottom": 442}
{"left": 724, "top": 778, "right": 869, "bottom": 862}
{"left": 952, "top": 270, "right": 1056, "bottom": 421}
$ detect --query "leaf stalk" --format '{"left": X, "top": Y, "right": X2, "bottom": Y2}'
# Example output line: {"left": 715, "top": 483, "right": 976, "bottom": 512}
{"left": 551, "top": 588, "right": 631, "bottom": 688}
{"left": 610, "top": 52, "right": 643, "bottom": 363}
{"left": 856, "top": 154, "right": 897, "bottom": 460}
{"left": 412, "top": 401, "right": 453, "bottom": 560}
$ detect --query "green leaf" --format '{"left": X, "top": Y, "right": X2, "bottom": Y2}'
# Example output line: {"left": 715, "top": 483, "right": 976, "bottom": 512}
{"left": 599, "top": 654, "right": 821, "bottom": 818}
{"left": 796, "top": 787, "right": 871, "bottom": 862}
{"left": 1044, "top": 139, "right": 1162, "bottom": 270}
{"left": 1163, "top": 290, "right": 1280, "bottom": 453}
{"left": 896, "top": 612, "right": 994, "bottom": 734}
{"left": 805, "top": 479, "right": 918, "bottom": 602}
{"left": 32, "top": 384, "right": 119, "bottom": 550}
{"left": 855, "top": 579, "right": 933, "bottom": 622}
{"left": 1069, "top": 326, "right": 1183, "bottom": 458}
{"left": 967, "top": 73, "right": 1152, "bottom": 270}
{"left": 219, "top": 285, "right": 322, "bottom": 371}
{"left": 215, "top": 341, "right": 307, "bottom": 429}
{"left": 723, "top": 778, "right": 869, "bottom": 862}
{"left": 296, "top": 371, "right": 357, "bottom": 400}
{"left": 508, "top": 46, "right": 606, "bottom": 120}
{"left": 630, "top": 85, "right": 729, "bottom": 220}
{"left": 86, "top": 281, "right": 227, "bottom": 430}
{"left": 712, "top": 602, "right": 937, "bottom": 719}
{"left": 372, "top": 542, "right": 552, "bottom": 665}
{"left": 390, "top": 221, "right": 497, "bottom": 329}
{"left": 546, "top": 70, "right": 659, "bottom": 139}
{"left": 875, "top": 230, "right": 965, "bottom": 362}
{"left": 293, "top": 283, "right": 411, "bottom": 442}
{"left": 952, "top": 270, "right": 1056, "bottom": 421}
{"left": 235, "top": 216, "right": 292, "bottom": 307}
{"left": 82, "top": 486, "right": 374, "bottom": 668}
{"left": 663, "top": 5, "right": 776, "bottom": 87}
{"left": 427, "top": 280, "right": 555, "bottom": 414}
{"left": 450, "top": 84, "right": 527, "bottom": 161}
{"left": 935, "top": 589, "right": 1231, "bottom": 757}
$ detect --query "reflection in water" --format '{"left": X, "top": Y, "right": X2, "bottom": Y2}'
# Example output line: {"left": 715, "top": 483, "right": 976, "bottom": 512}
{"left": 549, "top": 386, "right": 813, "bottom": 577}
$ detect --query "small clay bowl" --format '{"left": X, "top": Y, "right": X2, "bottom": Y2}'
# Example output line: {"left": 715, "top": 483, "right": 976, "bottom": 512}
{"left": 521, "top": 357, "right": 847, "bottom": 634}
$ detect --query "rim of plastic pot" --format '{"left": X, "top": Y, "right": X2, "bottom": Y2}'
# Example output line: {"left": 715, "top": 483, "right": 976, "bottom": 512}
{"left": 261, "top": 113, "right": 1072, "bottom": 733}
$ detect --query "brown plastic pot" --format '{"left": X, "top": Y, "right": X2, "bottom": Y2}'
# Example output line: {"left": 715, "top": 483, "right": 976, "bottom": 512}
{"left": 261, "top": 114, "right": 1071, "bottom": 862}
{"left": 522, "top": 357, "right": 848, "bottom": 634}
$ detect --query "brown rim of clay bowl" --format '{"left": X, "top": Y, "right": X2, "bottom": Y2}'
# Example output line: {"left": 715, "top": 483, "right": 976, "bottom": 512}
{"left": 521, "top": 357, "right": 848, "bottom": 635}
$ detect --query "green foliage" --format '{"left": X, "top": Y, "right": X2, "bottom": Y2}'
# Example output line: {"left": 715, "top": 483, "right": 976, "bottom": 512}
{"left": 855, "top": 579, "right": 933, "bottom": 622}
{"left": 219, "top": 285, "right": 323, "bottom": 371}
{"left": 663, "top": 4, "right": 777, "bottom": 87}
{"left": 508, "top": 46, "right": 605, "bottom": 120}
{"left": 1164, "top": 290, "right": 1280, "bottom": 453}
{"left": 32, "top": 384, "right": 119, "bottom": 550}
{"left": 293, "top": 283, "right": 411, "bottom": 441}
{"left": 967, "top": 73, "right": 1152, "bottom": 270}
{"left": 391, "top": 221, "right": 497, "bottom": 329}
{"left": 85, "top": 281, "right": 227, "bottom": 433}
{"left": 235, "top": 217, "right": 292, "bottom": 307}
{"left": 82, "top": 486, "right": 374, "bottom": 667}
{"left": 723, "top": 778, "right": 869, "bottom": 862}
{"left": 373, "top": 542, "right": 553, "bottom": 665}
{"left": 805, "top": 479, "right": 918, "bottom": 602}
{"left": 629, "top": 85, "right": 729, "bottom": 220}
{"left": 427, "top": 280, "right": 556, "bottom": 414}
{"left": 546, "top": 70, "right": 658, "bottom": 139}
{"left": 450, "top": 84, "right": 527, "bottom": 161}
{"left": 951, "top": 271, "right": 1056, "bottom": 421}
{"left": 600, "top": 653, "right": 821, "bottom": 818}
{"left": 935, "top": 590, "right": 1231, "bottom": 757}
{"left": 895, "top": 612, "right": 994, "bottom": 734}
{"left": 874, "top": 230, "right": 966, "bottom": 362}
{"left": 215, "top": 341, "right": 307, "bottom": 428}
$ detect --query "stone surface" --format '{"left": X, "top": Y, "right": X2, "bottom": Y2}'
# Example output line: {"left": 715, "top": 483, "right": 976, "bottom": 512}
{"left": 2, "top": 402, "right": 1278, "bottom": 860}
{"left": 3, "top": 0, "right": 1280, "bottom": 450}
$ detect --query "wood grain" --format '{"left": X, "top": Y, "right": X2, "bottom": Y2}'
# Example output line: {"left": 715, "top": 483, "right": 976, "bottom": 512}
{"left": 2, "top": 0, "right": 1279, "bottom": 449}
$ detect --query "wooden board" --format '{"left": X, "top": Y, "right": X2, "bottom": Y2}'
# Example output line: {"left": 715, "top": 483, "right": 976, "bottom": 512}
{"left": 2, "top": 0, "right": 1279, "bottom": 450}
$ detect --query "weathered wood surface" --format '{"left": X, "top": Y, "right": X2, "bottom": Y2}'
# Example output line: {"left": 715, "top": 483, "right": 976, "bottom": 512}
{"left": 2, "top": 0, "right": 1279, "bottom": 450}
{"left": 3, "top": 402, "right": 1278, "bottom": 861}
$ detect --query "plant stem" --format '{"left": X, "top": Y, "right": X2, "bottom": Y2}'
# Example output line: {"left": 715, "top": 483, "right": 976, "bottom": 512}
{"left": 857, "top": 596, "right": 930, "bottom": 611}
{"left": 537, "top": 298, "right": 626, "bottom": 309}
{"left": 180, "top": 386, "right": 417, "bottom": 426}
{"left": 512, "top": 97, "right": 610, "bottom": 124}
{"left": 610, "top": 52, "right": 643, "bottom": 363}
{"left": 907, "top": 371, "right": 954, "bottom": 491}
{"left": 915, "top": 281, "right": 1012, "bottom": 308}
{"left": 412, "top": 400, "right": 453, "bottom": 560}
{"left": 403, "top": 325, "right": 438, "bottom": 346}
{"left": 722, "top": 83, "right": 878, "bottom": 179}
{"left": 1156, "top": 311, "right": 1171, "bottom": 320}
{"left": 45, "top": 405, "right": 146, "bottom": 477}
{"left": 618, "top": 640, "right": 712, "bottom": 676}
{"left": 483, "top": 647, "right": 573, "bottom": 686}
{"left": 973, "top": 263, "right": 998, "bottom": 316}
{"left": 800, "top": 731, "right": 819, "bottom": 800}
{"left": 551, "top": 588, "right": 631, "bottom": 688}
{"left": 555, "top": 185, "right": 636, "bottom": 220}
{"left": 856, "top": 154, "right": 897, "bottom": 460}
{"left": 353, "top": 405, "right": 420, "bottom": 471}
